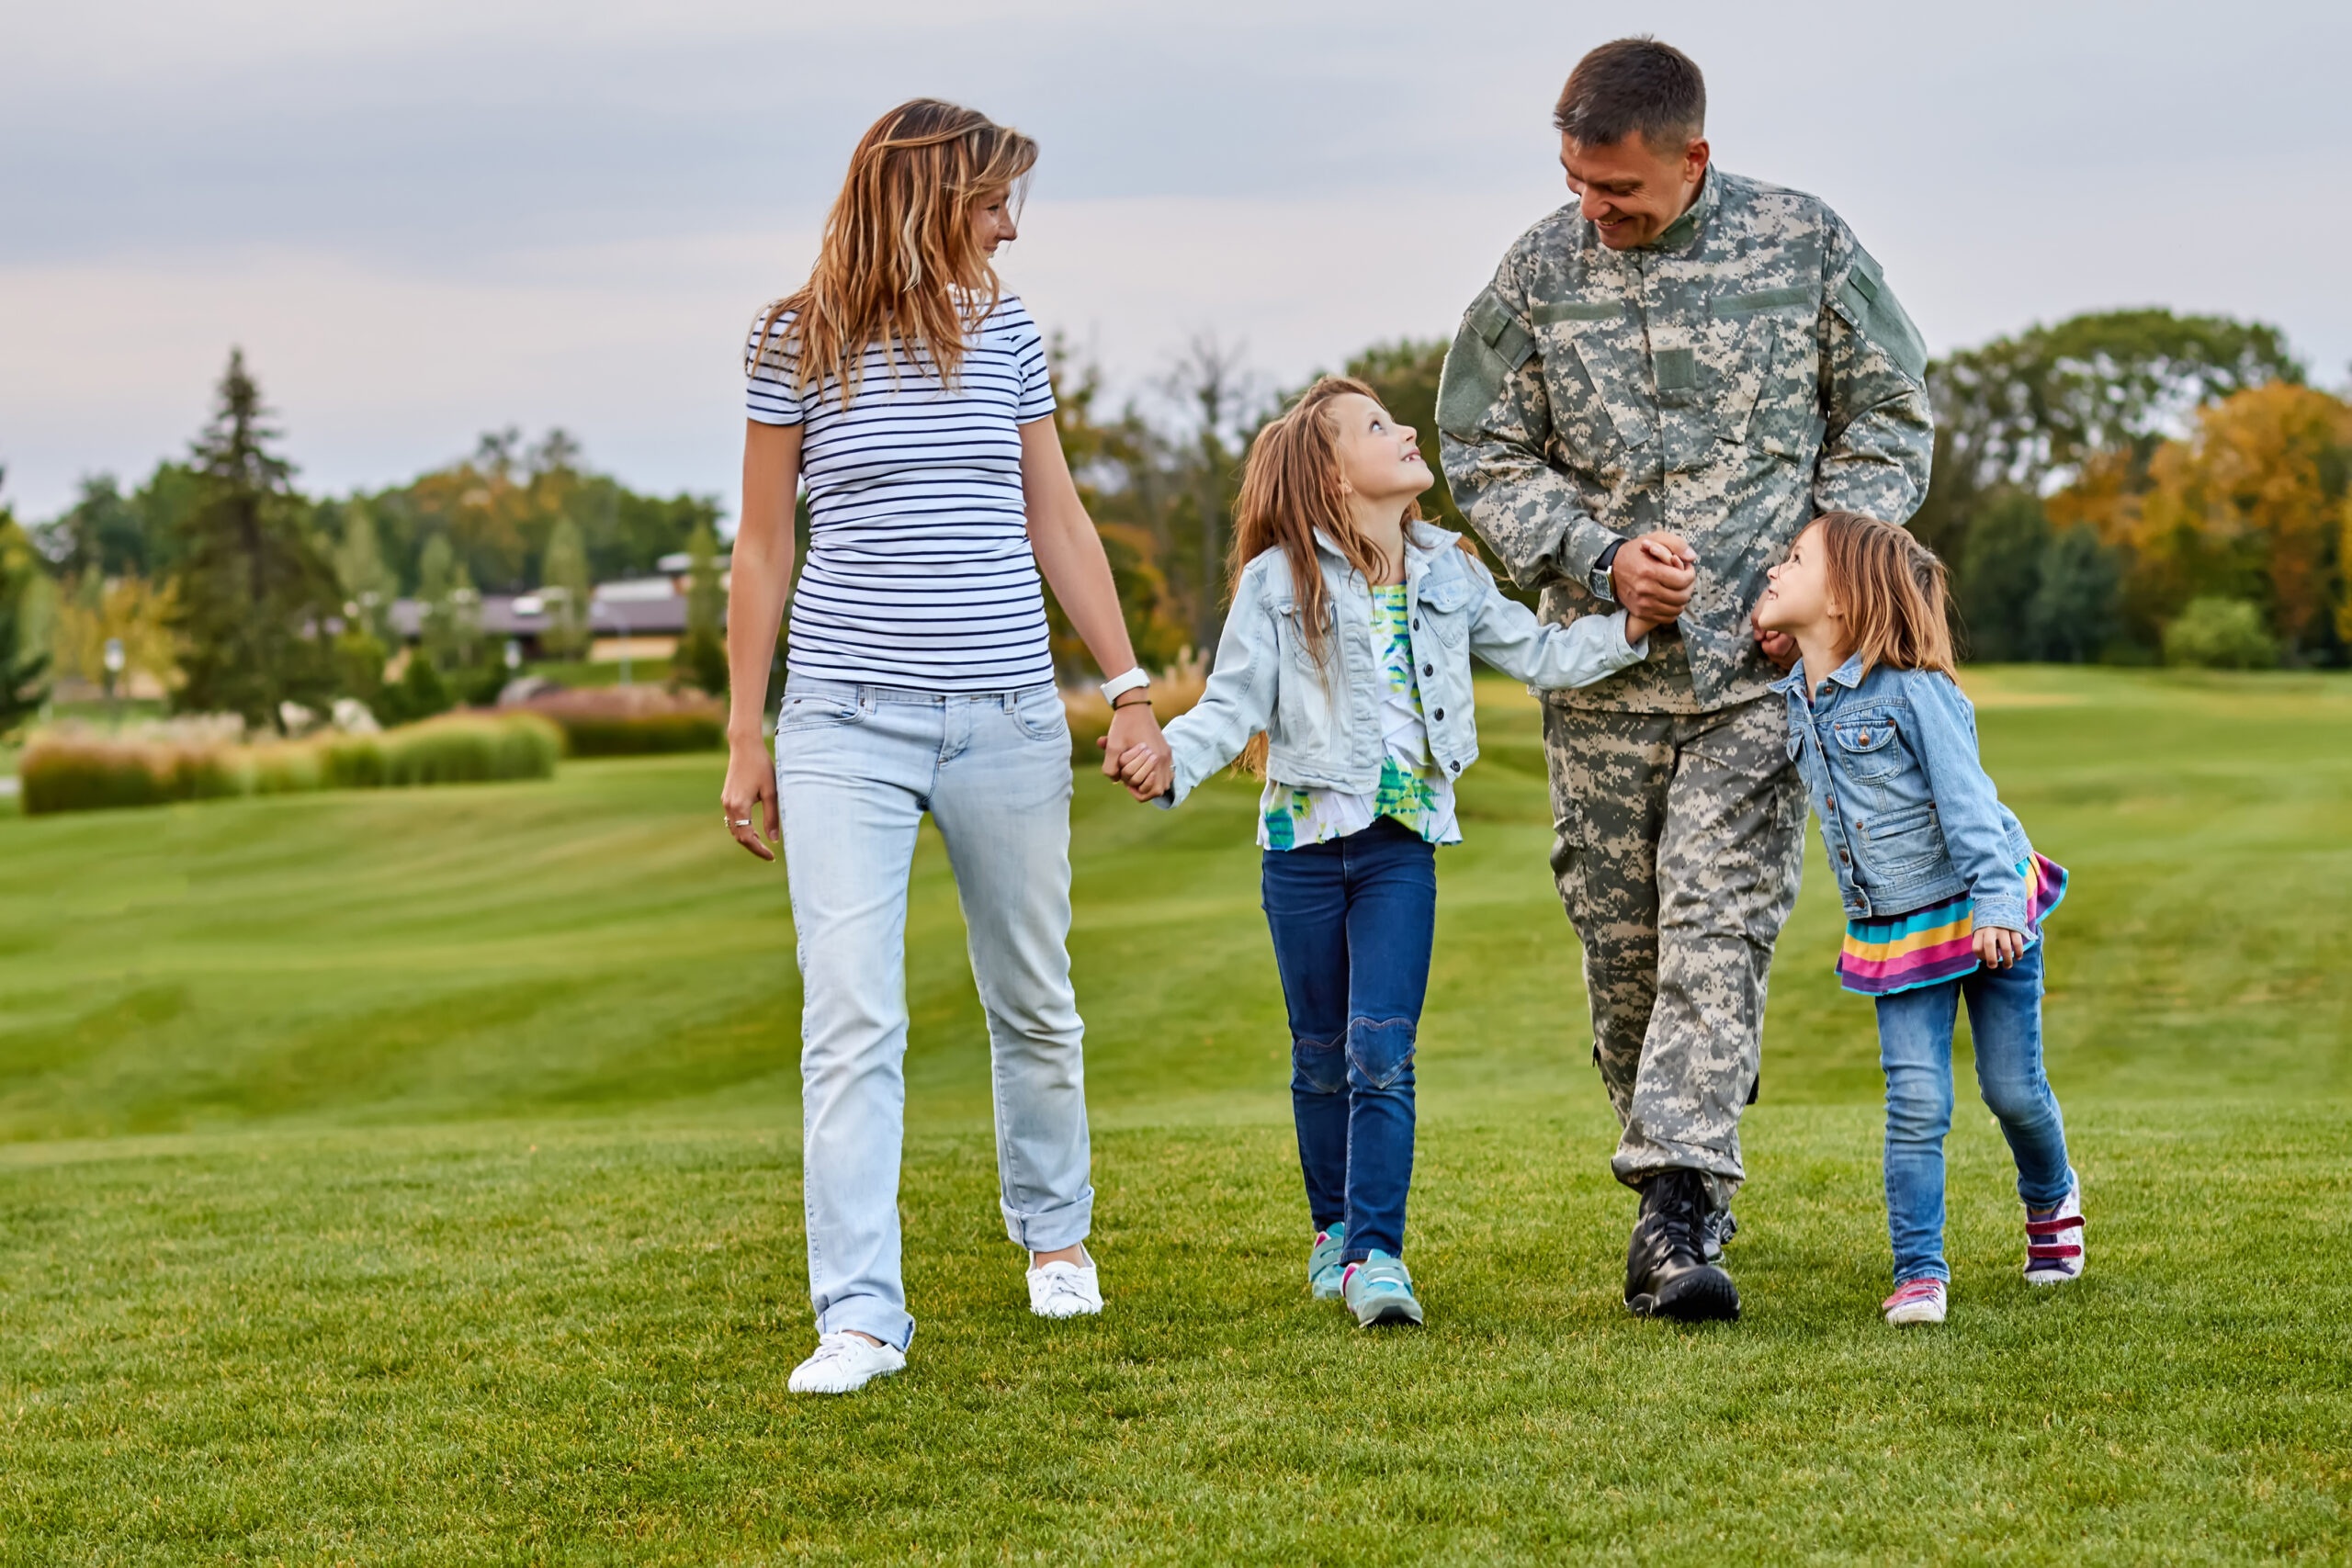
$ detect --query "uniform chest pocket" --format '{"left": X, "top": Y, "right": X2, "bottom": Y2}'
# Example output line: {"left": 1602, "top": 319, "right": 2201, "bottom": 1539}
{"left": 1708, "top": 297, "right": 1818, "bottom": 460}
{"left": 1831, "top": 719, "right": 1906, "bottom": 780}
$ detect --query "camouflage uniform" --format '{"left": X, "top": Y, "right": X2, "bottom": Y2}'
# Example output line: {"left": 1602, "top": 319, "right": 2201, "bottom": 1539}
{"left": 1437, "top": 166, "right": 1934, "bottom": 1206}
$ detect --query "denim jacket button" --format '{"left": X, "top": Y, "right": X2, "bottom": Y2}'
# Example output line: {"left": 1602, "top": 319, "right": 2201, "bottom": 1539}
{"left": 1432, "top": 708, "right": 1445, "bottom": 721}
{"left": 1422, "top": 663, "right": 1434, "bottom": 677}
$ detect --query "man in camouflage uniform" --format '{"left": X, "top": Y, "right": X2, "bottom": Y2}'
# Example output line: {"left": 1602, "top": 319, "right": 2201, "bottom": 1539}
{"left": 1437, "top": 38, "right": 1933, "bottom": 1320}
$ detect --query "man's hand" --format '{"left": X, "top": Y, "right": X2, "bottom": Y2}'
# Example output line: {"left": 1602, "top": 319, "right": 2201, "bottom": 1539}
{"left": 1098, "top": 700, "right": 1171, "bottom": 801}
{"left": 1751, "top": 605, "right": 1798, "bottom": 671}
{"left": 1611, "top": 531, "right": 1696, "bottom": 626}
{"left": 1973, "top": 925, "right": 2027, "bottom": 969}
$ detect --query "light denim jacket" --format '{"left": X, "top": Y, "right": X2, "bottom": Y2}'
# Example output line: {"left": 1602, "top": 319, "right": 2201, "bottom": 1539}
{"left": 1162, "top": 525, "right": 1648, "bottom": 807}
{"left": 1774, "top": 654, "right": 2035, "bottom": 931}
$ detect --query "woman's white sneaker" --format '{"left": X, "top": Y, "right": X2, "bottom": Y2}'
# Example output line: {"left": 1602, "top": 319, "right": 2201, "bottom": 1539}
{"left": 1027, "top": 1256, "right": 1102, "bottom": 1318}
{"left": 788, "top": 1331, "right": 906, "bottom": 1394}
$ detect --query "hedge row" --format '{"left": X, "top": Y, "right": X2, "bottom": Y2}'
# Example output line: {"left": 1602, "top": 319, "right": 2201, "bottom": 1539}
{"left": 19, "top": 714, "right": 562, "bottom": 816}
{"left": 548, "top": 711, "right": 726, "bottom": 756}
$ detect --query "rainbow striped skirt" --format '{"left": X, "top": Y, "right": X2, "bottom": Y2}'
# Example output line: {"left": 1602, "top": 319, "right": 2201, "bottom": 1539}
{"left": 1835, "top": 853, "right": 2069, "bottom": 997}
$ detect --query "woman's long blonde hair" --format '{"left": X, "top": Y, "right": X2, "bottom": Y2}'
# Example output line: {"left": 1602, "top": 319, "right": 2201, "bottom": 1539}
{"left": 1815, "top": 510, "right": 1958, "bottom": 680}
{"left": 747, "top": 99, "right": 1036, "bottom": 408}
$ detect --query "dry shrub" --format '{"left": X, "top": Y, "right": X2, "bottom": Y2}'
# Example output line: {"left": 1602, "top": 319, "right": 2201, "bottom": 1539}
{"left": 510, "top": 686, "right": 727, "bottom": 757}
{"left": 20, "top": 714, "right": 560, "bottom": 816}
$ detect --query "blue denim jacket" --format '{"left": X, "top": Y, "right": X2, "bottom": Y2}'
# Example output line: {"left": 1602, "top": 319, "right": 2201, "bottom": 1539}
{"left": 1163, "top": 525, "right": 1647, "bottom": 806}
{"left": 1774, "top": 654, "right": 2035, "bottom": 931}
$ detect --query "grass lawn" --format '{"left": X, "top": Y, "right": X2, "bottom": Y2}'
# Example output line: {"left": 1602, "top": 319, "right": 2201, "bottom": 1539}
{"left": 1, "top": 667, "right": 2347, "bottom": 1562}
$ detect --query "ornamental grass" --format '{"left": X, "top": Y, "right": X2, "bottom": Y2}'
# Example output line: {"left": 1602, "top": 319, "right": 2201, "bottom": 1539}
{"left": 19, "top": 712, "right": 561, "bottom": 816}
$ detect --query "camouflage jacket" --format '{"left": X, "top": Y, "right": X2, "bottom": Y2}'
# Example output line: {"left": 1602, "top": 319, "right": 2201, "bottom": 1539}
{"left": 1436, "top": 165, "right": 1934, "bottom": 712}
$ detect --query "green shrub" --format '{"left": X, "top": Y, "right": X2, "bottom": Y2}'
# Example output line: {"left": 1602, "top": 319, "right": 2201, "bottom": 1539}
{"left": 380, "top": 714, "right": 561, "bottom": 786}
{"left": 2163, "top": 597, "right": 2279, "bottom": 670}
{"left": 553, "top": 711, "right": 725, "bottom": 757}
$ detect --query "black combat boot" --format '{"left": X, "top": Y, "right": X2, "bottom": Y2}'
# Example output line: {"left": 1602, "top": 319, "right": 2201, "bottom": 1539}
{"left": 1625, "top": 1168, "right": 1740, "bottom": 1321}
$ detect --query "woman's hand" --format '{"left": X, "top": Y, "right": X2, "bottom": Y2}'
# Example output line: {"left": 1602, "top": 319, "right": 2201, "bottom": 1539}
{"left": 721, "top": 730, "right": 780, "bottom": 861}
{"left": 1973, "top": 925, "right": 2026, "bottom": 969}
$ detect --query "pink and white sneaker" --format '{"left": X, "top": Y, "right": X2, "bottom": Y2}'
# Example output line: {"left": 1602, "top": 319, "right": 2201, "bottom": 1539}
{"left": 1883, "top": 1277, "right": 1948, "bottom": 1325}
{"left": 2024, "top": 1180, "right": 2086, "bottom": 1285}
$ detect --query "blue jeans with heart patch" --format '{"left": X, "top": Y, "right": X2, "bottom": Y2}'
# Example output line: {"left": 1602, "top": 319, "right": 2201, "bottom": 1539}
{"left": 1261, "top": 818, "right": 1436, "bottom": 1264}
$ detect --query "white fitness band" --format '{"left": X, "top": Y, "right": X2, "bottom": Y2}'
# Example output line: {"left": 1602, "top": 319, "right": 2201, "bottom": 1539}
{"left": 1098, "top": 667, "right": 1151, "bottom": 705}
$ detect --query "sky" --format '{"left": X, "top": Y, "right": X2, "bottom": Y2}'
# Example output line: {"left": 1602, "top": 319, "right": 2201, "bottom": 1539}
{"left": 4, "top": 0, "right": 2347, "bottom": 524}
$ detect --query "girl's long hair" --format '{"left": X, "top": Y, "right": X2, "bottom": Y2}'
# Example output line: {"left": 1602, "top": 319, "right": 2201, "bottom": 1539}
{"left": 1815, "top": 510, "right": 1958, "bottom": 680}
{"left": 1227, "top": 376, "right": 1421, "bottom": 675}
{"left": 746, "top": 99, "right": 1036, "bottom": 408}
{"left": 1228, "top": 376, "right": 1470, "bottom": 775}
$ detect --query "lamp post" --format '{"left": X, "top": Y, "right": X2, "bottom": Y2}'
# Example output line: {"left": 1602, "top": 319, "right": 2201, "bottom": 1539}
{"left": 601, "top": 602, "right": 633, "bottom": 687}
{"left": 102, "top": 637, "right": 125, "bottom": 729}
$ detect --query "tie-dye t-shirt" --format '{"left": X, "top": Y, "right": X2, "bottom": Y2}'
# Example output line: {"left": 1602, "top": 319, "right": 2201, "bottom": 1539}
{"left": 1259, "top": 584, "right": 1462, "bottom": 852}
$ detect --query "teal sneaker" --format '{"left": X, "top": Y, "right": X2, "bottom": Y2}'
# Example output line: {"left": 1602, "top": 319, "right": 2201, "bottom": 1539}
{"left": 1340, "top": 1250, "right": 1425, "bottom": 1328}
{"left": 1307, "top": 1224, "right": 1348, "bottom": 1300}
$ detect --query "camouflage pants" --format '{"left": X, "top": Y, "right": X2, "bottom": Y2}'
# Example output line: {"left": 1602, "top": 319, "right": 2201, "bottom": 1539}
{"left": 1543, "top": 694, "right": 1805, "bottom": 1208}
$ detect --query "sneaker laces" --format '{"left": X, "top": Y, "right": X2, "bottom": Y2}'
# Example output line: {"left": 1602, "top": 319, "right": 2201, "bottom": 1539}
{"left": 1032, "top": 1261, "right": 1093, "bottom": 1307}
{"left": 807, "top": 1330, "right": 879, "bottom": 1366}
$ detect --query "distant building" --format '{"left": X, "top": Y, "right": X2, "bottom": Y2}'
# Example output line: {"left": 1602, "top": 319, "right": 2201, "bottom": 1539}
{"left": 388, "top": 559, "right": 727, "bottom": 663}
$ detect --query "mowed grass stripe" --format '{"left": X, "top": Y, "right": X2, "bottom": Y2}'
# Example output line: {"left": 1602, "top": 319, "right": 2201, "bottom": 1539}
{"left": 0, "top": 667, "right": 2347, "bottom": 1560}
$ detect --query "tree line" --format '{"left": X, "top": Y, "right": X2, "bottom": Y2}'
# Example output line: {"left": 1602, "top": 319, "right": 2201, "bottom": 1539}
{"left": 1, "top": 351, "right": 727, "bottom": 737}
{"left": 1052, "top": 307, "right": 2346, "bottom": 675}
{"left": 2, "top": 305, "right": 2342, "bottom": 744}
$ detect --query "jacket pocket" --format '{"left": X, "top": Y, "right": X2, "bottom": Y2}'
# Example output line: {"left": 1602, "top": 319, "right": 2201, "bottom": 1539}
{"left": 1830, "top": 717, "right": 1906, "bottom": 780}
{"left": 1859, "top": 801, "right": 1947, "bottom": 876}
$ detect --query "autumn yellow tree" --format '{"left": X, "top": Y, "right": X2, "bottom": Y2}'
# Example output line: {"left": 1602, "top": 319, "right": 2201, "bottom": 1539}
{"left": 2053, "top": 384, "right": 2351, "bottom": 659}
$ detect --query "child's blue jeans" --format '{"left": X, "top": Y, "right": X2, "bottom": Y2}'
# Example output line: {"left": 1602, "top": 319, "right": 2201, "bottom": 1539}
{"left": 1261, "top": 818, "right": 1435, "bottom": 1265}
{"left": 1875, "top": 941, "right": 2073, "bottom": 1284}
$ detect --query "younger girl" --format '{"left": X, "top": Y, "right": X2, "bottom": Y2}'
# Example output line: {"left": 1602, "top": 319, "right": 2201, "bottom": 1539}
{"left": 1115, "top": 376, "right": 1659, "bottom": 1326}
{"left": 1754, "top": 512, "right": 2083, "bottom": 1326}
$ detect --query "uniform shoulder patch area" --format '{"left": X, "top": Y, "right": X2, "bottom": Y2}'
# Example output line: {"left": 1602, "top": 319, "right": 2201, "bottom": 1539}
{"left": 1833, "top": 240, "right": 1929, "bottom": 383}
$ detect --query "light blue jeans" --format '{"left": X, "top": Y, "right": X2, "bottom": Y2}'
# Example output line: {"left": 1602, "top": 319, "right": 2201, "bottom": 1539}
{"left": 776, "top": 676, "right": 1093, "bottom": 1351}
{"left": 1875, "top": 942, "right": 2073, "bottom": 1284}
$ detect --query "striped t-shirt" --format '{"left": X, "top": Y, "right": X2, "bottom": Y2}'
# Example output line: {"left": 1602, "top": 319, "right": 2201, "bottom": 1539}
{"left": 745, "top": 294, "right": 1057, "bottom": 692}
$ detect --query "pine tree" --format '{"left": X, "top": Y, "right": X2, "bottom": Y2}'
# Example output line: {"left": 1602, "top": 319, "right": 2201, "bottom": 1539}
{"left": 333, "top": 504, "right": 396, "bottom": 642}
{"left": 417, "top": 534, "right": 459, "bottom": 670}
{"left": 167, "top": 351, "right": 338, "bottom": 731}
{"left": 0, "top": 476, "right": 53, "bottom": 736}
{"left": 540, "top": 517, "right": 592, "bottom": 660}
{"left": 680, "top": 520, "right": 728, "bottom": 694}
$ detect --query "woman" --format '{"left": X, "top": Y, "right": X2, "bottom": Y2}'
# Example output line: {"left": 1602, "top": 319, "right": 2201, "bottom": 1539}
{"left": 722, "top": 99, "right": 1171, "bottom": 1396}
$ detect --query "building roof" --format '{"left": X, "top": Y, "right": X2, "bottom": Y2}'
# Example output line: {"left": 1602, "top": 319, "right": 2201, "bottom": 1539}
{"left": 388, "top": 577, "right": 707, "bottom": 640}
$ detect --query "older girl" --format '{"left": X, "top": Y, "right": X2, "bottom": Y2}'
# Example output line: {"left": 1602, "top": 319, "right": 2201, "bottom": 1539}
{"left": 723, "top": 100, "right": 1171, "bottom": 1394}
{"left": 1117, "top": 376, "right": 1657, "bottom": 1326}
{"left": 1754, "top": 512, "right": 2081, "bottom": 1326}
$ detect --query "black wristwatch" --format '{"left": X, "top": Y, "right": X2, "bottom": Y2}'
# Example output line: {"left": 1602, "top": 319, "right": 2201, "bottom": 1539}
{"left": 1589, "top": 537, "right": 1628, "bottom": 604}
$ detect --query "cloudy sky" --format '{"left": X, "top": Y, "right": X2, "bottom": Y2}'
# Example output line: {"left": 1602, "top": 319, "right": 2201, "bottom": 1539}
{"left": 4, "top": 0, "right": 2346, "bottom": 522}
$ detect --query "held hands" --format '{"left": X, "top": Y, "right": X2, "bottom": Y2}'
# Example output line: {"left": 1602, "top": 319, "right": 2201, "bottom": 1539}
{"left": 1973, "top": 925, "right": 2027, "bottom": 969}
{"left": 1612, "top": 530, "right": 1697, "bottom": 635}
{"left": 1751, "top": 606, "right": 1799, "bottom": 671}
{"left": 1098, "top": 699, "right": 1172, "bottom": 802}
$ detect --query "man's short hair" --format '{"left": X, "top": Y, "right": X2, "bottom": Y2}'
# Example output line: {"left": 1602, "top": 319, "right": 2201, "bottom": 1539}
{"left": 1554, "top": 37, "right": 1705, "bottom": 150}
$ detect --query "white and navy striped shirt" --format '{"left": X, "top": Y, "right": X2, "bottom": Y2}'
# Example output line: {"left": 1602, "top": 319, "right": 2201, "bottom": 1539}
{"left": 746, "top": 295, "right": 1057, "bottom": 693}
